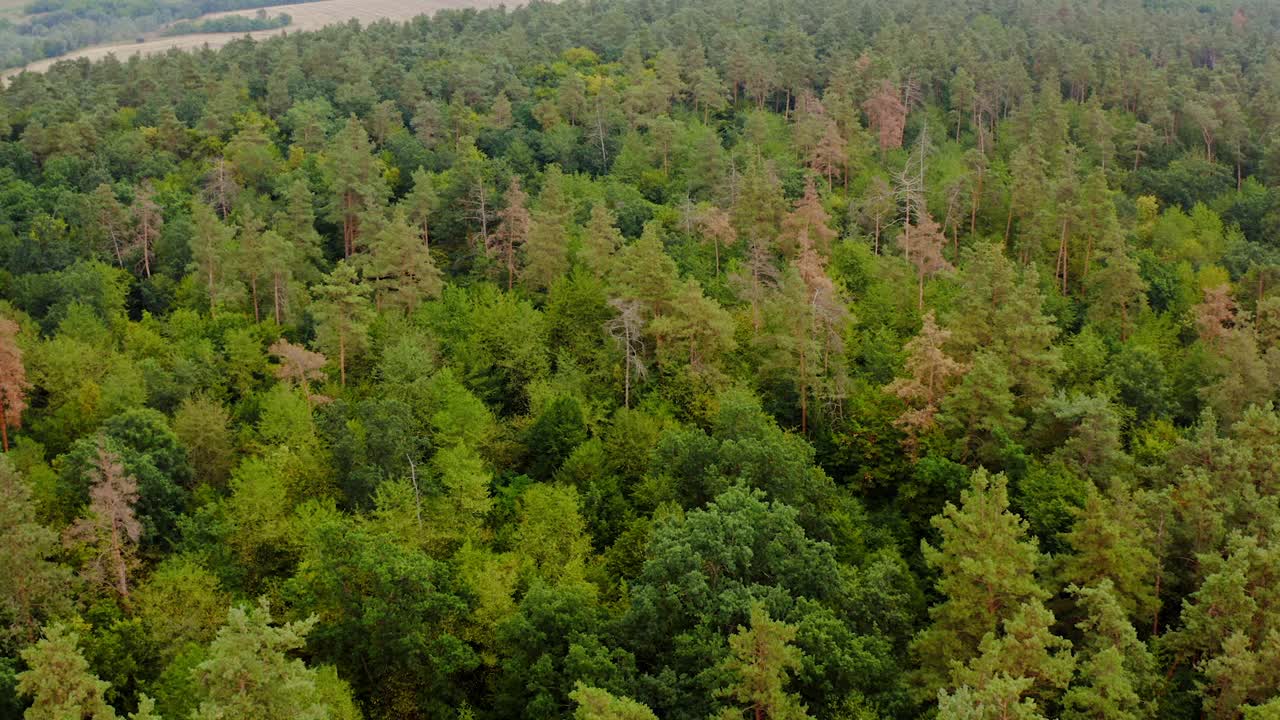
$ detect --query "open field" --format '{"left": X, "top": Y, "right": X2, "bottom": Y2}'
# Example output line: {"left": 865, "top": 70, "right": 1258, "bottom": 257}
{"left": 2, "top": 0, "right": 511, "bottom": 77}
{"left": 0, "top": 0, "right": 28, "bottom": 19}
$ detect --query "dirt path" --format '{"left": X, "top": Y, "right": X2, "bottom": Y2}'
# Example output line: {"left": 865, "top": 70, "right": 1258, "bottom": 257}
{"left": 3, "top": 0, "right": 513, "bottom": 79}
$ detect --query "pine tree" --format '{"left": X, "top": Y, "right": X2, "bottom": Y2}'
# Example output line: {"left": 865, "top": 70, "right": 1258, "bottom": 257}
{"left": 401, "top": 167, "right": 439, "bottom": 249}
{"left": 611, "top": 221, "right": 681, "bottom": 316}
{"left": 235, "top": 203, "right": 269, "bottom": 323}
{"left": 191, "top": 601, "right": 328, "bottom": 720}
{"left": 606, "top": 298, "right": 648, "bottom": 409}
{"left": 0, "top": 317, "right": 30, "bottom": 453}
{"left": 86, "top": 184, "right": 131, "bottom": 268}
{"left": 188, "top": 201, "right": 239, "bottom": 318}
{"left": 324, "top": 117, "right": 386, "bottom": 257}
{"left": 855, "top": 175, "right": 896, "bottom": 255}
{"left": 947, "top": 243, "right": 1061, "bottom": 412}
{"left": 1085, "top": 240, "right": 1147, "bottom": 341}
{"left": 696, "top": 204, "right": 736, "bottom": 277}
{"left": 522, "top": 213, "right": 570, "bottom": 292}
{"left": 886, "top": 311, "right": 967, "bottom": 454}
{"left": 17, "top": 624, "right": 117, "bottom": 720}
{"left": 914, "top": 469, "right": 1048, "bottom": 695}
{"left": 64, "top": 441, "right": 141, "bottom": 600}
{"left": 311, "top": 261, "right": 373, "bottom": 386}
{"left": 0, "top": 458, "right": 75, "bottom": 644}
{"left": 863, "top": 80, "right": 907, "bottom": 156}
{"left": 260, "top": 229, "right": 295, "bottom": 325}
{"left": 950, "top": 601, "right": 1075, "bottom": 709}
{"left": 365, "top": 208, "right": 443, "bottom": 313}
{"left": 571, "top": 684, "right": 658, "bottom": 720}
{"left": 731, "top": 154, "right": 786, "bottom": 248}
{"left": 203, "top": 156, "right": 240, "bottom": 220}
{"left": 901, "top": 211, "right": 952, "bottom": 311}
{"left": 939, "top": 351, "right": 1021, "bottom": 459}
{"left": 489, "top": 177, "right": 532, "bottom": 290}
{"left": 779, "top": 178, "right": 836, "bottom": 259}
{"left": 581, "top": 203, "right": 624, "bottom": 278}
{"left": 761, "top": 267, "right": 825, "bottom": 434}
{"left": 649, "top": 279, "right": 736, "bottom": 377}
{"left": 715, "top": 603, "right": 813, "bottom": 720}
{"left": 1061, "top": 581, "right": 1159, "bottom": 720}
{"left": 131, "top": 181, "right": 163, "bottom": 278}
{"left": 1060, "top": 483, "right": 1159, "bottom": 625}
{"left": 276, "top": 176, "right": 324, "bottom": 278}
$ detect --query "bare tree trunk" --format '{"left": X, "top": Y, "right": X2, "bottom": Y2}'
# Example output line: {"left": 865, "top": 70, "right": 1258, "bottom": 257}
{"left": 405, "top": 453, "right": 423, "bottom": 528}
{"left": 339, "top": 331, "right": 347, "bottom": 386}
{"left": 799, "top": 346, "right": 808, "bottom": 435}
{"left": 273, "top": 273, "right": 283, "bottom": 325}
{"left": 250, "top": 277, "right": 260, "bottom": 323}
{"left": 111, "top": 520, "right": 129, "bottom": 599}
{"left": 343, "top": 192, "right": 356, "bottom": 257}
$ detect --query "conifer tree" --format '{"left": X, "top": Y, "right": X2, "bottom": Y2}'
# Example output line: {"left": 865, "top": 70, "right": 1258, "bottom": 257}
{"left": 901, "top": 211, "right": 952, "bottom": 311}
{"left": 715, "top": 603, "right": 812, "bottom": 720}
{"left": 87, "top": 184, "right": 131, "bottom": 268}
{"left": 1060, "top": 483, "right": 1159, "bottom": 624}
{"left": 914, "top": 469, "right": 1048, "bottom": 694}
{"left": 571, "top": 684, "right": 658, "bottom": 720}
{"left": 779, "top": 178, "right": 836, "bottom": 259}
{"left": 696, "top": 204, "right": 736, "bottom": 277}
{"left": 1061, "top": 581, "right": 1159, "bottom": 720}
{"left": 269, "top": 339, "right": 328, "bottom": 405}
{"left": 17, "top": 624, "right": 117, "bottom": 720}
{"left": 490, "top": 177, "right": 532, "bottom": 290}
{"left": 0, "top": 317, "right": 29, "bottom": 452}
{"left": 401, "top": 167, "right": 439, "bottom": 249}
{"left": 649, "top": 279, "right": 736, "bottom": 376}
{"left": 191, "top": 601, "right": 329, "bottom": 720}
{"left": 311, "top": 260, "right": 373, "bottom": 386}
{"left": 276, "top": 176, "right": 324, "bottom": 277}
{"left": 947, "top": 243, "right": 1061, "bottom": 412}
{"left": 886, "top": 311, "right": 967, "bottom": 454}
{"left": 236, "top": 203, "right": 269, "bottom": 322}
{"left": 1085, "top": 240, "right": 1147, "bottom": 341}
{"left": 611, "top": 221, "right": 681, "bottom": 316}
{"left": 864, "top": 81, "right": 907, "bottom": 156}
{"left": 365, "top": 208, "right": 443, "bottom": 313}
{"left": 64, "top": 441, "right": 141, "bottom": 600}
{"left": 260, "top": 229, "right": 296, "bottom": 325}
{"left": 131, "top": 181, "right": 163, "bottom": 278}
{"left": 188, "top": 200, "right": 239, "bottom": 318}
{"left": 1, "top": 458, "right": 75, "bottom": 644}
{"left": 324, "top": 117, "right": 386, "bottom": 257}
{"left": 522, "top": 213, "right": 570, "bottom": 292}
{"left": 582, "top": 203, "right": 623, "bottom": 278}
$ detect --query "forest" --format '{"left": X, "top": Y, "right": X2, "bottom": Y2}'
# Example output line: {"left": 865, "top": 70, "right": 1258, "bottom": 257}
{"left": 2, "top": 0, "right": 1280, "bottom": 717}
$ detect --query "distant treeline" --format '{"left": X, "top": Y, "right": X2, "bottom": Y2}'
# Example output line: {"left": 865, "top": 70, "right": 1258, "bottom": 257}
{"left": 161, "top": 9, "right": 290, "bottom": 35}
{"left": 1, "top": 0, "right": 309, "bottom": 68}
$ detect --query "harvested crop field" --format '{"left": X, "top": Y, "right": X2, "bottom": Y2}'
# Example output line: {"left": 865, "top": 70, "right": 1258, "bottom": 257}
{"left": 3, "top": 0, "right": 512, "bottom": 77}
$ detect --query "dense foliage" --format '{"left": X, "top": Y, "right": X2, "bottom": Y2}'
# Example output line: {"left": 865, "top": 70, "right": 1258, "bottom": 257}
{"left": 161, "top": 11, "right": 290, "bottom": 38}
{"left": 2, "top": 0, "right": 1280, "bottom": 717}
